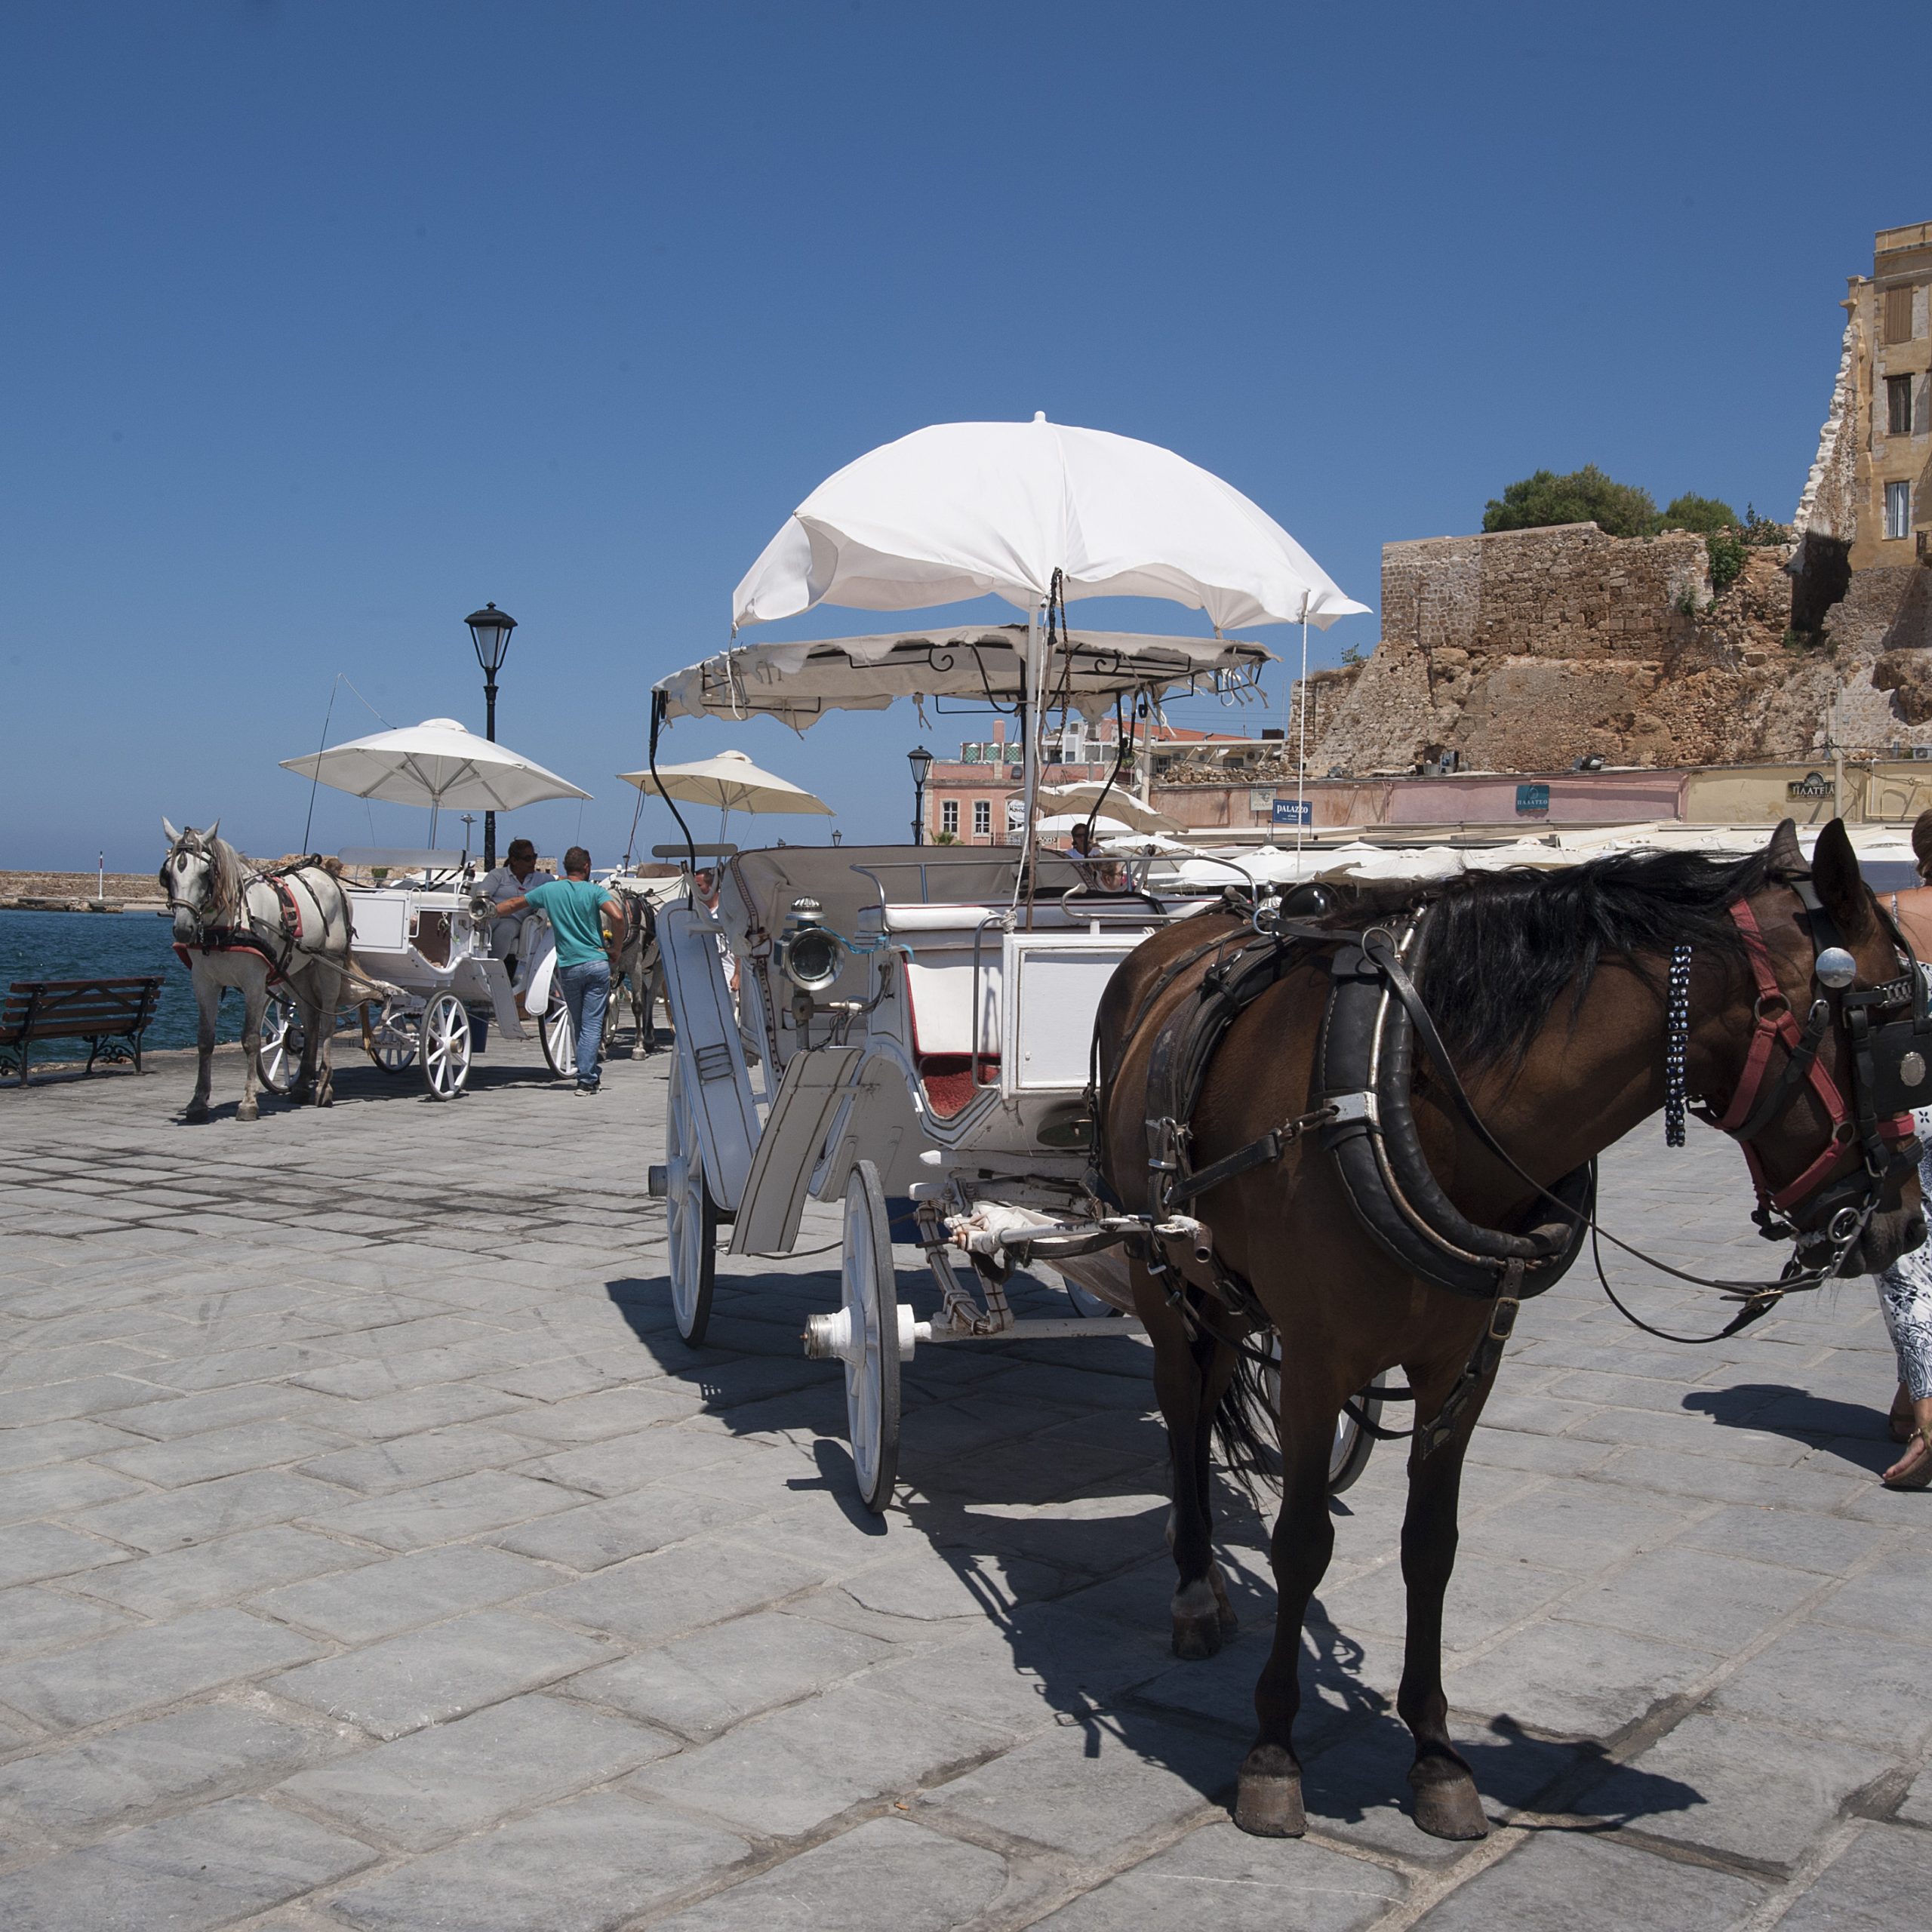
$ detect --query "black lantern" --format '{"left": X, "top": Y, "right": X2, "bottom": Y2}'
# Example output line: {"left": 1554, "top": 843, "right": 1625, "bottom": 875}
{"left": 464, "top": 603, "right": 517, "bottom": 866}
{"left": 907, "top": 743, "right": 934, "bottom": 845}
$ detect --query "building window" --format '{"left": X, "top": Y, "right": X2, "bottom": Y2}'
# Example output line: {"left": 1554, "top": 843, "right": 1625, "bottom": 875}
{"left": 1885, "top": 285, "right": 1917, "bottom": 346}
{"left": 940, "top": 799, "right": 958, "bottom": 835}
{"left": 1886, "top": 480, "right": 1912, "bottom": 541}
{"left": 973, "top": 799, "right": 991, "bottom": 836}
{"left": 1889, "top": 375, "right": 1916, "bottom": 436}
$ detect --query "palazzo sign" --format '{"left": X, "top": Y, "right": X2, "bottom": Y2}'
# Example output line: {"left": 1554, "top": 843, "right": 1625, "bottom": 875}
{"left": 1786, "top": 771, "right": 1834, "bottom": 800}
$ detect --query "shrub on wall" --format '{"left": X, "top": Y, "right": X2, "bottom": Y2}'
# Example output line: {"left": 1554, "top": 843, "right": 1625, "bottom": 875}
{"left": 1660, "top": 493, "right": 1741, "bottom": 534}
{"left": 1483, "top": 466, "right": 1660, "bottom": 537}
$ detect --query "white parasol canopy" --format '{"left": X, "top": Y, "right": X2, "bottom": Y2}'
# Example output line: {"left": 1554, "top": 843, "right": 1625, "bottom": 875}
{"left": 1036, "top": 813, "right": 1136, "bottom": 837}
{"left": 732, "top": 415, "right": 1368, "bottom": 634}
{"left": 617, "top": 748, "right": 832, "bottom": 837}
{"left": 1035, "top": 779, "right": 1178, "bottom": 835}
{"left": 281, "top": 718, "right": 592, "bottom": 815}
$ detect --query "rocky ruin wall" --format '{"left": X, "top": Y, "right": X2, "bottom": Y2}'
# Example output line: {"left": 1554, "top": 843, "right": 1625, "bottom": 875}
{"left": 1307, "top": 521, "right": 1932, "bottom": 777}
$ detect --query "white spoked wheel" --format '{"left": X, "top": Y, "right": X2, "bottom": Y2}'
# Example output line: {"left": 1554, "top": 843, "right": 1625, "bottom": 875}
{"left": 258, "top": 995, "right": 303, "bottom": 1096}
{"left": 420, "top": 993, "right": 472, "bottom": 1101}
{"left": 1262, "top": 1339, "right": 1381, "bottom": 1495}
{"left": 840, "top": 1158, "right": 902, "bottom": 1514}
{"left": 368, "top": 1001, "right": 417, "bottom": 1075}
{"left": 665, "top": 1055, "right": 716, "bottom": 1344}
{"left": 540, "top": 989, "right": 577, "bottom": 1078}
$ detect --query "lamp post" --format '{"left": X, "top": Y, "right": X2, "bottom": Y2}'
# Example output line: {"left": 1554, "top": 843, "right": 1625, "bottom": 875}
{"left": 464, "top": 602, "right": 517, "bottom": 867}
{"left": 906, "top": 744, "right": 934, "bottom": 845}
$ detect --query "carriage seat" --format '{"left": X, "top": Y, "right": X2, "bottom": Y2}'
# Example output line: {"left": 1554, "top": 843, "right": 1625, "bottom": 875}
{"left": 874, "top": 905, "right": 1003, "bottom": 1119}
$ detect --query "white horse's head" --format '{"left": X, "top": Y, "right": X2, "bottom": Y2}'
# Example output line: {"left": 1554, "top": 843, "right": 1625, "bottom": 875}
{"left": 160, "top": 820, "right": 232, "bottom": 945}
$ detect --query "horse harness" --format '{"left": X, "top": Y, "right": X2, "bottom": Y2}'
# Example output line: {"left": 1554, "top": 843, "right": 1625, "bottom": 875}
{"left": 1121, "top": 872, "right": 1930, "bottom": 1456}
{"left": 166, "top": 851, "right": 336, "bottom": 984}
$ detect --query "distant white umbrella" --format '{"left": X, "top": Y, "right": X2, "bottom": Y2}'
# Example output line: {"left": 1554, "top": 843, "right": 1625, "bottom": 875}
{"left": 617, "top": 747, "right": 832, "bottom": 838}
{"left": 1036, "top": 812, "right": 1135, "bottom": 837}
{"left": 1035, "top": 780, "right": 1178, "bottom": 835}
{"left": 281, "top": 717, "right": 591, "bottom": 845}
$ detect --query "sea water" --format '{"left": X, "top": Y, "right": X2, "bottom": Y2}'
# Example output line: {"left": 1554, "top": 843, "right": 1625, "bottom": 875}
{"left": 0, "top": 908, "right": 242, "bottom": 1054}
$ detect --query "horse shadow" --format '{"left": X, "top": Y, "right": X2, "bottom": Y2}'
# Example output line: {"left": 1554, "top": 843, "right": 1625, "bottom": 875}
{"left": 1681, "top": 1382, "right": 1897, "bottom": 1472}
{"left": 600, "top": 1259, "right": 1709, "bottom": 1835}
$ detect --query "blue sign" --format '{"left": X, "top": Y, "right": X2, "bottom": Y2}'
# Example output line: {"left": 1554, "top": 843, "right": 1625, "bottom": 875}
{"left": 1515, "top": 783, "right": 1551, "bottom": 814}
{"left": 1272, "top": 798, "right": 1312, "bottom": 826}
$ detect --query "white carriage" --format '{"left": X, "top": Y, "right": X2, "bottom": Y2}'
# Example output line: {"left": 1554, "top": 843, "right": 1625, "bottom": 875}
{"left": 254, "top": 848, "right": 574, "bottom": 1100}
{"left": 645, "top": 627, "right": 1384, "bottom": 1509}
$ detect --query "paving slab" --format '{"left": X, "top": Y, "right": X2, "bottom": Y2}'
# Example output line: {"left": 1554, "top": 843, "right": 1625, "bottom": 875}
{"left": 67, "top": 1523, "right": 366, "bottom": 1618}
{"left": 322, "top": 1789, "right": 749, "bottom": 1932}
{"left": 277, "top": 1693, "right": 675, "bottom": 1849}
{"left": 251, "top": 1541, "right": 558, "bottom": 1642}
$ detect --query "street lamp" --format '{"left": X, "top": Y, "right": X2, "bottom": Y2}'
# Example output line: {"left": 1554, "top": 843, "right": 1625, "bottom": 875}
{"left": 906, "top": 744, "right": 934, "bottom": 845}
{"left": 464, "top": 602, "right": 518, "bottom": 867}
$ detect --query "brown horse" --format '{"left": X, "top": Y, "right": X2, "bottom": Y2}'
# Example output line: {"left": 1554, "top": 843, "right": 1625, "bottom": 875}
{"left": 1096, "top": 817, "right": 1924, "bottom": 1841}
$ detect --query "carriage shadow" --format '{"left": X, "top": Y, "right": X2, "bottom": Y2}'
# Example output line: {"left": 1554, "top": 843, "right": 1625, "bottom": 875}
{"left": 603, "top": 1263, "right": 1704, "bottom": 1832}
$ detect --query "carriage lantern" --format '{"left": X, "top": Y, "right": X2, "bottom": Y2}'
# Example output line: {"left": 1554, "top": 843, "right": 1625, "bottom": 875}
{"left": 465, "top": 602, "right": 518, "bottom": 869}
{"left": 775, "top": 895, "right": 845, "bottom": 1003}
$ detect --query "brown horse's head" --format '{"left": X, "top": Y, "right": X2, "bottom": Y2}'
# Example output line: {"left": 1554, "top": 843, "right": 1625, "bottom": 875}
{"left": 1709, "top": 817, "right": 1926, "bottom": 1278}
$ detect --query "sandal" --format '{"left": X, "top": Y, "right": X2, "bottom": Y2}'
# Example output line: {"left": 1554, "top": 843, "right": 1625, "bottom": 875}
{"left": 1891, "top": 1402, "right": 1916, "bottom": 1444}
{"left": 1881, "top": 1423, "right": 1932, "bottom": 1491}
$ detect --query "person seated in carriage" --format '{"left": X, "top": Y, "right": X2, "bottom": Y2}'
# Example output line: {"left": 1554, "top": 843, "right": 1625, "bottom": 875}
{"left": 479, "top": 838, "right": 544, "bottom": 983}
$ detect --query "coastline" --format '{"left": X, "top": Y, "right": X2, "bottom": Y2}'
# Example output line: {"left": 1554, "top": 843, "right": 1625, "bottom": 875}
{"left": 0, "top": 870, "right": 166, "bottom": 913}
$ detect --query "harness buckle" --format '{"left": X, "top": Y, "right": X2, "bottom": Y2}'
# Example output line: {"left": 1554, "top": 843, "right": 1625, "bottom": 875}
{"left": 1487, "top": 1294, "right": 1521, "bottom": 1343}
{"left": 1328, "top": 1089, "right": 1379, "bottom": 1128}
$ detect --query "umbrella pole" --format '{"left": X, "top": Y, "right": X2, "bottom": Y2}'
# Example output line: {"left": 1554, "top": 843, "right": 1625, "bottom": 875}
{"left": 1019, "top": 600, "right": 1043, "bottom": 928}
{"left": 1295, "top": 596, "right": 1309, "bottom": 856}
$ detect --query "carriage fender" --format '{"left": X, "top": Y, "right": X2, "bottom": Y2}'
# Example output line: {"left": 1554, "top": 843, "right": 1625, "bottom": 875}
{"left": 657, "top": 906, "right": 758, "bottom": 1214}
{"left": 523, "top": 946, "right": 558, "bottom": 1013}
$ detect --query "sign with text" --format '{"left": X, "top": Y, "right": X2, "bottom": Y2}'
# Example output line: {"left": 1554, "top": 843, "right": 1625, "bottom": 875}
{"left": 1786, "top": 771, "right": 1834, "bottom": 800}
{"left": 1515, "top": 783, "right": 1551, "bottom": 815}
{"left": 1272, "top": 798, "right": 1312, "bottom": 826}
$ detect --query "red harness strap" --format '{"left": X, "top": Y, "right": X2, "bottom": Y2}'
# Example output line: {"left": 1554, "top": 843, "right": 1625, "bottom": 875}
{"left": 1714, "top": 897, "right": 1914, "bottom": 1215}
{"left": 171, "top": 933, "right": 285, "bottom": 984}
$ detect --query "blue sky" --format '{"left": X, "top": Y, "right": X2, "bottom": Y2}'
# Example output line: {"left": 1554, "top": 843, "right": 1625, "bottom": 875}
{"left": 2, "top": 1, "right": 1922, "bottom": 869}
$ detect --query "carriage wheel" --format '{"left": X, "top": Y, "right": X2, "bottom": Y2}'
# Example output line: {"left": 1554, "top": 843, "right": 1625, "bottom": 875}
{"left": 540, "top": 989, "right": 577, "bottom": 1078}
{"left": 258, "top": 995, "right": 303, "bottom": 1096}
{"left": 1262, "top": 1339, "right": 1381, "bottom": 1495}
{"left": 368, "top": 1003, "right": 417, "bottom": 1075}
{"left": 665, "top": 1055, "right": 716, "bottom": 1344}
{"left": 840, "top": 1158, "right": 902, "bottom": 1514}
{"left": 1328, "top": 1380, "right": 1383, "bottom": 1496}
{"left": 421, "top": 994, "right": 472, "bottom": 1101}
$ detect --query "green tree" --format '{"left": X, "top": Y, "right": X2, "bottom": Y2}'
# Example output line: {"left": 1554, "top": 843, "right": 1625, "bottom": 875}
{"left": 1660, "top": 493, "right": 1740, "bottom": 534}
{"left": 1482, "top": 466, "right": 1661, "bottom": 538}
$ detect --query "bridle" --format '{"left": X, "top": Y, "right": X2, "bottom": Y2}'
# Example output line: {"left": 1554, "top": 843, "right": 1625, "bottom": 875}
{"left": 1687, "top": 880, "right": 1926, "bottom": 1275}
{"left": 162, "top": 835, "right": 223, "bottom": 936}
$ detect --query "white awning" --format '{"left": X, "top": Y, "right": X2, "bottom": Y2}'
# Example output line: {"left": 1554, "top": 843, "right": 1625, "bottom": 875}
{"left": 654, "top": 624, "right": 1271, "bottom": 733}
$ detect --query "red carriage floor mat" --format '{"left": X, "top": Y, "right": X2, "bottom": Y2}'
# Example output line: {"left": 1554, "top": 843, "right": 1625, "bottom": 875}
{"left": 918, "top": 1055, "right": 998, "bottom": 1119}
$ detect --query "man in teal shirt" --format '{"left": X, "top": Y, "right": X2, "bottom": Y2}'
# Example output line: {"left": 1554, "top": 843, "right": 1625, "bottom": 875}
{"left": 489, "top": 847, "right": 624, "bottom": 1093}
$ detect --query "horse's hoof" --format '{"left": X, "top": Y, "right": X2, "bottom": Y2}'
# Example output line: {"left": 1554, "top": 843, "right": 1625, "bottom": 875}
{"left": 1171, "top": 1611, "right": 1226, "bottom": 1660}
{"left": 1410, "top": 1767, "right": 1487, "bottom": 1841}
{"left": 183, "top": 1103, "right": 209, "bottom": 1124}
{"left": 237, "top": 1102, "right": 259, "bottom": 1123}
{"left": 1234, "top": 1769, "right": 1306, "bottom": 1838}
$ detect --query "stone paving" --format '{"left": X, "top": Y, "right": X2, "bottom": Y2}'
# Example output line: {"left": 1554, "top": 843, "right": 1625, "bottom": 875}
{"left": 1, "top": 1026, "right": 1929, "bottom": 1930}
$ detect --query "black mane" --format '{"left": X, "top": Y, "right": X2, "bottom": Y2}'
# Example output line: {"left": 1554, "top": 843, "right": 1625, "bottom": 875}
{"left": 1355, "top": 847, "right": 1773, "bottom": 1069}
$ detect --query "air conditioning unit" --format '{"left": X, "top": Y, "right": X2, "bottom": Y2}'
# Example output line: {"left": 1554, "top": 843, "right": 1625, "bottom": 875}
{"left": 1913, "top": 746, "right": 1932, "bottom": 763}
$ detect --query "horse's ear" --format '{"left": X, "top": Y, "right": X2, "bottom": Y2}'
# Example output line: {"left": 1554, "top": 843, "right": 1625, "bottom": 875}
{"left": 1765, "top": 817, "right": 1808, "bottom": 880}
{"left": 205, "top": 818, "right": 220, "bottom": 846}
{"left": 162, "top": 816, "right": 180, "bottom": 844}
{"left": 1812, "top": 817, "right": 1875, "bottom": 943}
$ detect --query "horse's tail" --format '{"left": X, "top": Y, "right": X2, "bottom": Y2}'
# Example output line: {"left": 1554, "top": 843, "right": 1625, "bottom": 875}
{"left": 1214, "top": 1348, "right": 1281, "bottom": 1499}
{"left": 337, "top": 955, "right": 401, "bottom": 1003}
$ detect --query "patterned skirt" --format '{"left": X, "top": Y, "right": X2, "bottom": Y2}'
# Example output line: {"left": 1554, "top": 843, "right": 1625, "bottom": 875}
{"left": 1878, "top": 1130, "right": 1932, "bottom": 1402}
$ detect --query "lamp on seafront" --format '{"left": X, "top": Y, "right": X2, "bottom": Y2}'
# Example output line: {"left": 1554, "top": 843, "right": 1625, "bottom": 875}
{"left": 465, "top": 602, "right": 518, "bottom": 867}
{"left": 907, "top": 744, "right": 934, "bottom": 845}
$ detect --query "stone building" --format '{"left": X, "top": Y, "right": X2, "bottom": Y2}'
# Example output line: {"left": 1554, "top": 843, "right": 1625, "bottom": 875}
{"left": 1797, "top": 221, "right": 1932, "bottom": 569}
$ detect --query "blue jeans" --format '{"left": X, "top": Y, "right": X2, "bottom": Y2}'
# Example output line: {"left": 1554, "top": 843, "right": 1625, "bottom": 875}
{"left": 558, "top": 960, "right": 608, "bottom": 1088}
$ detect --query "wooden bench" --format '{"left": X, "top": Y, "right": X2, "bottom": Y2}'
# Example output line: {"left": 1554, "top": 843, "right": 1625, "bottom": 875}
{"left": 1, "top": 977, "right": 164, "bottom": 1086}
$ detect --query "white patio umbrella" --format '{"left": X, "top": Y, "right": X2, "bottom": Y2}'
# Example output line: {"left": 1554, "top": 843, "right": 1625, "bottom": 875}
{"left": 281, "top": 717, "right": 591, "bottom": 844}
{"left": 617, "top": 747, "right": 833, "bottom": 838}
{"left": 725, "top": 415, "right": 1365, "bottom": 855}
{"left": 1035, "top": 779, "right": 1178, "bottom": 835}
{"left": 733, "top": 415, "right": 1367, "bottom": 633}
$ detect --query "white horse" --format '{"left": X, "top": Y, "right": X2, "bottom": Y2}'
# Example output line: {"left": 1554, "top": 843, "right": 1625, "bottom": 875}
{"left": 160, "top": 820, "right": 357, "bottom": 1121}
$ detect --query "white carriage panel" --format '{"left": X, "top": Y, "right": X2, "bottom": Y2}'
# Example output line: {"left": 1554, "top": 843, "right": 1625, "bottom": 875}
{"left": 901, "top": 946, "right": 1001, "bottom": 1060}
{"left": 731, "top": 1046, "right": 863, "bottom": 1257}
{"left": 657, "top": 906, "right": 758, "bottom": 1214}
{"left": 348, "top": 891, "right": 410, "bottom": 955}
{"left": 999, "top": 931, "right": 1149, "bottom": 1097}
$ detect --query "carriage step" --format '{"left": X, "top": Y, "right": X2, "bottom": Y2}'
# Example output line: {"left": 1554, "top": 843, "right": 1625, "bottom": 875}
{"left": 647, "top": 1165, "right": 667, "bottom": 1198}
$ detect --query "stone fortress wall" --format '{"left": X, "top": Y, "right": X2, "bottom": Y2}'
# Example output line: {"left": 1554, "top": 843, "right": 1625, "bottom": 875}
{"left": 1297, "top": 521, "right": 1931, "bottom": 778}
